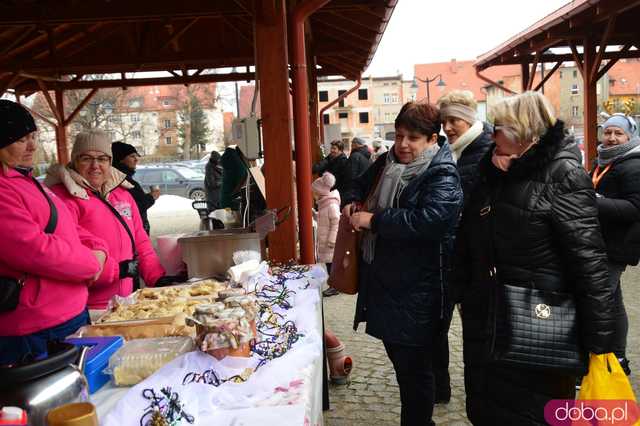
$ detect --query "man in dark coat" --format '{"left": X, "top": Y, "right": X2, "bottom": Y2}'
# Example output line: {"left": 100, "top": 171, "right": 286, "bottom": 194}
{"left": 112, "top": 141, "right": 159, "bottom": 235}
{"left": 312, "top": 139, "right": 349, "bottom": 197}
{"left": 347, "top": 137, "right": 371, "bottom": 181}
{"left": 204, "top": 150, "right": 223, "bottom": 210}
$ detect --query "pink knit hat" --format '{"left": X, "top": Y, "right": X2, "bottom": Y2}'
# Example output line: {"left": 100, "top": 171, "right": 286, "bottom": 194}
{"left": 312, "top": 172, "right": 336, "bottom": 196}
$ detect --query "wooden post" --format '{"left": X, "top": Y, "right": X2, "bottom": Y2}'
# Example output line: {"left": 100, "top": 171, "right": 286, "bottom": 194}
{"left": 54, "top": 89, "right": 69, "bottom": 164}
{"left": 582, "top": 36, "right": 598, "bottom": 170}
{"left": 255, "top": 0, "right": 297, "bottom": 262}
{"left": 308, "top": 55, "right": 321, "bottom": 166}
{"left": 521, "top": 63, "right": 530, "bottom": 93}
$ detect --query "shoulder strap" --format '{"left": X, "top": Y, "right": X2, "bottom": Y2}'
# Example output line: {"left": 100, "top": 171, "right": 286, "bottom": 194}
{"left": 32, "top": 177, "right": 58, "bottom": 234}
{"left": 93, "top": 191, "right": 138, "bottom": 258}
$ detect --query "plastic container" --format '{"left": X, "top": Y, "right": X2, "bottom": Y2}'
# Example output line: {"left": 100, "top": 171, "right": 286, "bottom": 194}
{"left": 106, "top": 337, "right": 194, "bottom": 386}
{"left": 65, "top": 336, "right": 124, "bottom": 394}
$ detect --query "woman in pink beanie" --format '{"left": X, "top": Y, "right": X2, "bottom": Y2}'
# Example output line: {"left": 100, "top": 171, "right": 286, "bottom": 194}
{"left": 312, "top": 172, "right": 341, "bottom": 297}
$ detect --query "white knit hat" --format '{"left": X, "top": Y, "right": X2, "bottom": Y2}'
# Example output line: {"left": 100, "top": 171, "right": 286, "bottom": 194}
{"left": 312, "top": 172, "right": 336, "bottom": 196}
{"left": 71, "top": 130, "right": 112, "bottom": 161}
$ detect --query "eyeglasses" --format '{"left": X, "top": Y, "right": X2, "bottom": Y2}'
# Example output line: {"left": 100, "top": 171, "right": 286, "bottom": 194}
{"left": 77, "top": 154, "right": 111, "bottom": 165}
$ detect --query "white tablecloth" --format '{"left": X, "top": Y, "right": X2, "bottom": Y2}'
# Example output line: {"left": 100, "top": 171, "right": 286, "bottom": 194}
{"left": 91, "top": 266, "right": 326, "bottom": 426}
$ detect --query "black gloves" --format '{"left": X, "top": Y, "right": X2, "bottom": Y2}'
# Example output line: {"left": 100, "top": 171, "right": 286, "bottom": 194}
{"left": 119, "top": 259, "right": 139, "bottom": 279}
{"left": 154, "top": 274, "right": 187, "bottom": 287}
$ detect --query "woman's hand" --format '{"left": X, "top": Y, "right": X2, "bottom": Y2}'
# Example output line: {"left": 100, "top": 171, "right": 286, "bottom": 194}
{"left": 342, "top": 203, "right": 356, "bottom": 218}
{"left": 350, "top": 212, "right": 373, "bottom": 231}
{"left": 90, "top": 250, "right": 106, "bottom": 284}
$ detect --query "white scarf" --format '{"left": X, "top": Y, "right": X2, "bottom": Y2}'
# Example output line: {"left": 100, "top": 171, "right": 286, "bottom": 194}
{"left": 449, "top": 120, "right": 484, "bottom": 162}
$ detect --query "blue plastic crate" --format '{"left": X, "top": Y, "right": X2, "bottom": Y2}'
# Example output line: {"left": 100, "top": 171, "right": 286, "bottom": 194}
{"left": 65, "top": 336, "right": 124, "bottom": 394}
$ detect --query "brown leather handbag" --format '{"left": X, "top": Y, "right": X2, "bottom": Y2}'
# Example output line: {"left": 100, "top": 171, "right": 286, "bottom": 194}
{"left": 327, "top": 215, "right": 360, "bottom": 294}
{"left": 327, "top": 169, "right": 383, "bottom": 295}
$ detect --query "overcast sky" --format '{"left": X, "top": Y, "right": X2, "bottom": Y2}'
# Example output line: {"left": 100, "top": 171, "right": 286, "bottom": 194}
{"left": 365, "top": 0, "right": 570, "bottom": 78}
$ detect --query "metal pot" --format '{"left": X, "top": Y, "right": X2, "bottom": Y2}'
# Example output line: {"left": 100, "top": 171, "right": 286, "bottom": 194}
{"left": 0, "top": 342, "right": 90, "bottom": 426}
{"left": 179, "top": 229, "right": 261, "bottom": 278}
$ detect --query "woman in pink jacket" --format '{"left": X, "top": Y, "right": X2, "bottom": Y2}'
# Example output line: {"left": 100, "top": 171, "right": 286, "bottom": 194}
{"left": 46, "top": 130, "right": 166, "bottom": 311}
{"left": 0, "top": 100, "right": 107, "bottom": 365}
{"left": 312, "top": 172, "right": 341, "bottom": 297}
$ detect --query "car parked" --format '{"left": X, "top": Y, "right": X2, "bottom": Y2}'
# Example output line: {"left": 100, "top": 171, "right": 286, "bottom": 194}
{"left": 135, "top": 165, "right": 206, "bottom": 200}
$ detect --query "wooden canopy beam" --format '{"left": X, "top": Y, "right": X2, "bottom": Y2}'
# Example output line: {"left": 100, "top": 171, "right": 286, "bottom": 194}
{"left": 63, "top": 87, "right": 98, "bottom": 125}
{"left": 534, "top": 61, "right": 562, "bottom": 91}
{"left": 596, "top": 44, "right": 632, "bottom": 81}
{"left": 15, "top": 71, "right": 255, "bottom": 94}
{"left": 0, "top": 72, "right": 19, "bottom": 97}
{"left": 160, "top": 18, "right": 200, "bottom": 51}
{"left": 36, "top": 79, "right": 62, "bottom": 122}
{"left": 590, "top": 15, "right": 617, "bottom": 83}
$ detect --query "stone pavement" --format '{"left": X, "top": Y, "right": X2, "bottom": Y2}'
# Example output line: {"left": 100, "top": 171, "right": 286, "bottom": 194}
{"left": 323, "top": 267, "right": 640, "bottom": 425}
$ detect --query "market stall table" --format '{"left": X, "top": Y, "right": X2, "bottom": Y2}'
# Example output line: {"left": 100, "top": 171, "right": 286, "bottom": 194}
{"left": 90, "top": 265, "right": 326, "bottom": 426}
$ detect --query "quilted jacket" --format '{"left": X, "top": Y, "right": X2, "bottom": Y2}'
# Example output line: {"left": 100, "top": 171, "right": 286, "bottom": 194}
{"left": 456, "top": 122, "right": 494, "bottom": 208}
{"left": 343, "top": 142, "right": 462, "bottom": 346}
{"left": 592, "top": 147, "right": 640, "bottom": 265}
{"left": 452, "top": 121, "right": 617, "bottom": 423}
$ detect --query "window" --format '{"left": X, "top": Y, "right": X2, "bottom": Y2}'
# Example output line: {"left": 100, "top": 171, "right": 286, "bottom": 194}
{"left": 384, "top": 112, "right": 394, "bottom": 122}
{"left": 162, "top": 170, "right": 180, "bottom": 183}
{"left": 383, "top": 93, "right": 391, "bottom": 104}
{"left": 391, "top": 93, "right": 399, "bottom": 103}
{"left": 338, "top": 112, "right": 348, "bottom": 119}
{"left": 559, "top": 71, "right": 563, "bottom": 79}
{"left": 164, "top": 119, "right": 171, "bottom": 128}
{"left": 572, "top": 106, "right": 580, "bottom": 117}
{"left": 338, "top": 90, "right": 346, "bottom": 107}
{"left": 132, "top": 131, "right": 141, "bottom": 139}
{"left": 573, "top": 70, "right": 578, "bottom": 78}
{"left": 128, "top": 98, "right": 142, "bottom": 108}
{"left": 358, "top": 88, "right": 368, "bottom": 100}
{"left": 131, "top": 114, "right": 140, "bottom": 123}
{"left": 570, "top": 84, "right": 579, "bottom": 95}
{"left": 319, "top": 90, "right": 328, "bottom": 102}
{"left": 323, "top": 114, "right": 330, "bottom": 124}
{"left": 359, "top": 112, "right": 369, "bottom": 124}
{"left": 165, "top": 136, "right": 172, "bottom": 145}
{"left": 139, "top": 169, "right": 162, "bottom": 184}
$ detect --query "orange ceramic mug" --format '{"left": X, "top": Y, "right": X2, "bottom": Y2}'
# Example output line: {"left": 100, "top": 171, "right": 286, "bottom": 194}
{"left": 46, "top": 402, "right": 98, "bottom": 426}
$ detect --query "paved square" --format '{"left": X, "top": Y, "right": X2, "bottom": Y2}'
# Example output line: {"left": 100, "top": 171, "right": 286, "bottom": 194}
{"left": 323, "top": 267, "right": 640, "bottom": 425}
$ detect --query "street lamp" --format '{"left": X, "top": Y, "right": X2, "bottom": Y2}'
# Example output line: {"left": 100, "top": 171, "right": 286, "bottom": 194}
{"left": 414, "top": 74, "right": 446, "bottom": 104}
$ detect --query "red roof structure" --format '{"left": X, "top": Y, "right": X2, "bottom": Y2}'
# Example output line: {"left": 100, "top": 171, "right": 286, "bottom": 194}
{"left": 473, "top": 0, "right": 640, "bottom": 169}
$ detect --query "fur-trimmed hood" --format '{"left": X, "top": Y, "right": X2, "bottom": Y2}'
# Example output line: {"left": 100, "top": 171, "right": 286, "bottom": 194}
{"left": 44, "top": 163, "right": 133, "bottom": 199}
{"left": 483, "top": 120, "right": 580, "bottom": 180}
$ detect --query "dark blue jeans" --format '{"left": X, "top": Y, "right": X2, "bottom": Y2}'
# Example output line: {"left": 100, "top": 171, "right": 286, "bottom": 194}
{"left": 0, "top": 309, "right": 89, "bottom": 365}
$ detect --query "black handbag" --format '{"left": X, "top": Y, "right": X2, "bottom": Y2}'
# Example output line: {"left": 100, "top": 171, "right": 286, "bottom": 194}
{"left": 483, "top": 184, "right": 588, "bottom": 376}
{"left": 0, "top": 178, "right": 58, "bottom": 312}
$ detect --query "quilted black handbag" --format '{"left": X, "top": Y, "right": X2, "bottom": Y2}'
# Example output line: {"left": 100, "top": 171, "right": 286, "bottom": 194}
{"left": 483, "top": 184, "right": 588, "bottom": 376}
{"left": 491, "top": 284, "right": 589, "bottom": 376}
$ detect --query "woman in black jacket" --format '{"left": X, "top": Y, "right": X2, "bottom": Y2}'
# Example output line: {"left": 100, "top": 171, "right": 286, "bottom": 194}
{"left": 343, "top": 102, "right": 462, "bottom": 426}
{"left": 592, "top": 113, "right": 640, "bottom": 375}
{"left": 433, "top": 90, "right": 494, "bottom": 402}
{"left": 452, "top": 91, "right": 616, "bottom": 425}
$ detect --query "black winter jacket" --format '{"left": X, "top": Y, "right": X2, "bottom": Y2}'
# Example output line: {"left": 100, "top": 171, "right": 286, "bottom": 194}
{"left": 312, "top": 153, "right": 349, "bottom": 196}
{"left": 347, "top": 145, "right": 371, "bottom": 181}
{"left": 204, "top": 161, "right": 223, "bottom": 209}
{"left": 453, "top": 121, "right": 615, "bottom": 359}
{"left": 344, "top": 142, "right": 462, "bottom": 346}
{"left": 456, "top": 123, "right": 493, "bottom": 207}
{"left": 115, "top": 164, "right": 155, "bottom": 235}
{"left": 593, "top": 148, "right": 640, "bottom": 265}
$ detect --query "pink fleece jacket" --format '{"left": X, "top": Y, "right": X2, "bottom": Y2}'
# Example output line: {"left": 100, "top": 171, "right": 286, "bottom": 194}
{"left": 316, "top": 190, "right": 341, "bottom": 263}
{"left": 51, "top": 185, "right": 165, "bottom": 309}
{"left": 0, "top": 168, "right": 105, "bottom": 336}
